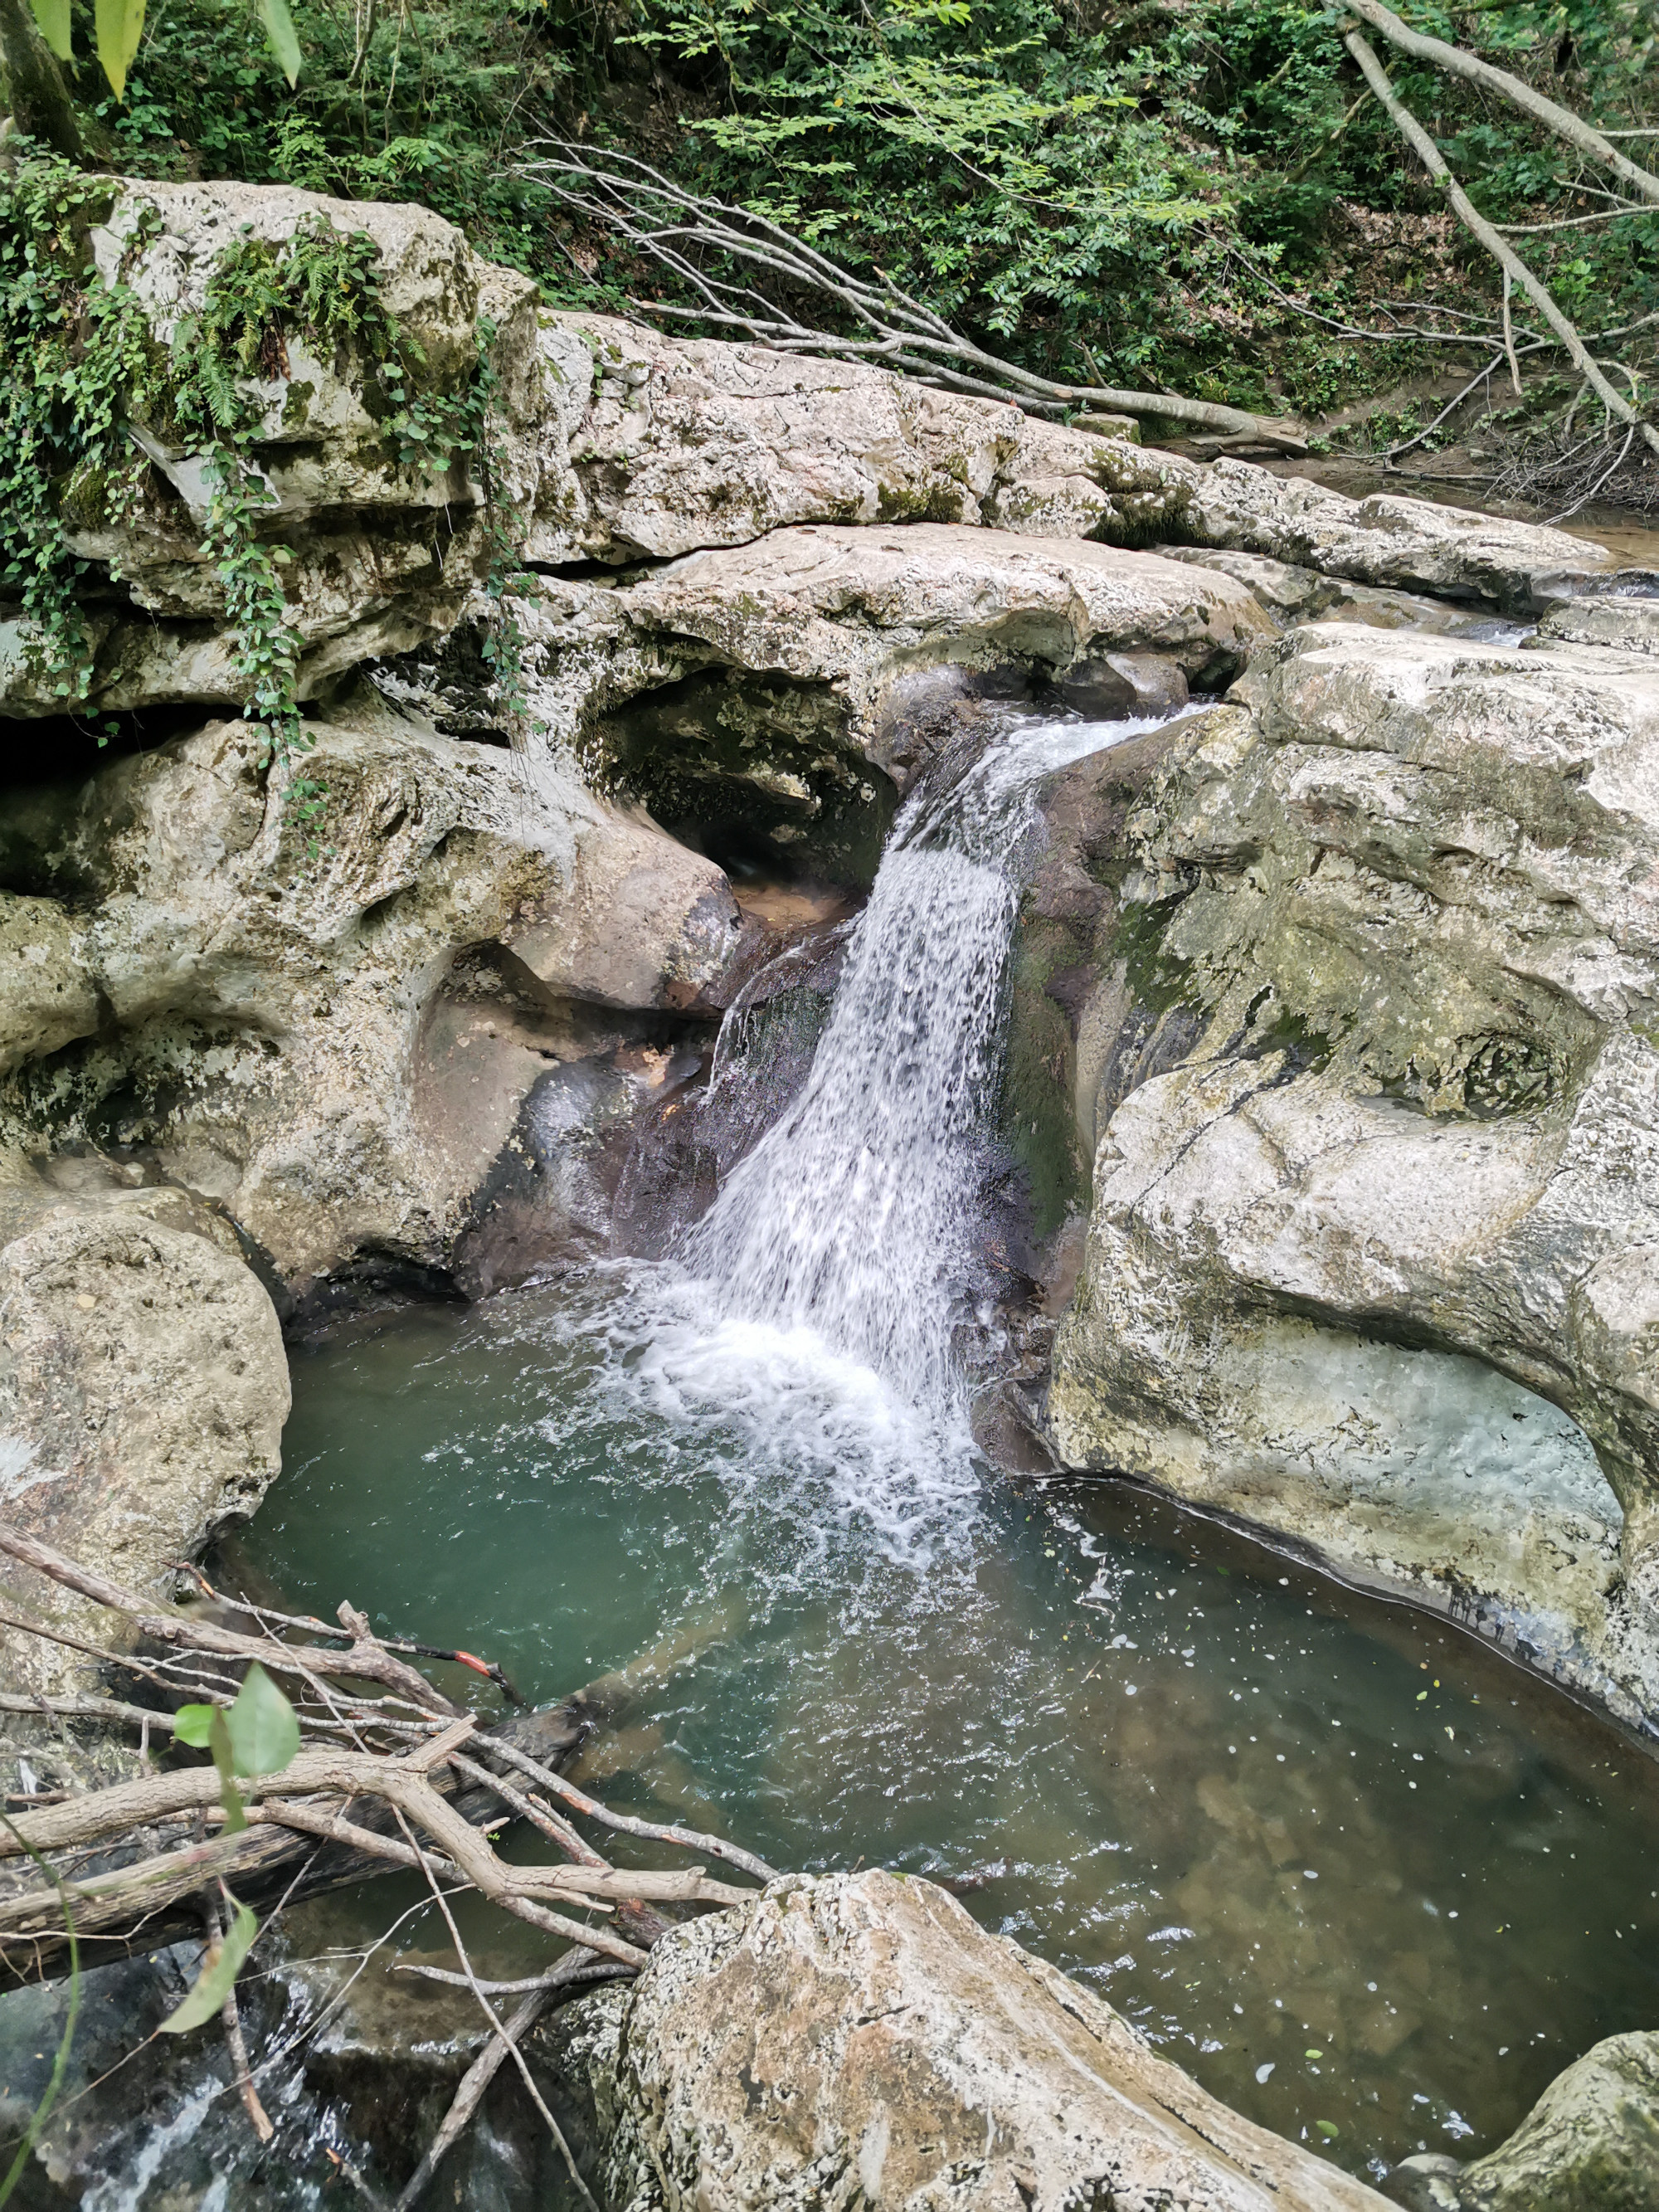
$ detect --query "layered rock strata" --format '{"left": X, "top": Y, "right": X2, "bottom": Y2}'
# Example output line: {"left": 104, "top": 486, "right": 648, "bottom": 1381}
{"left": 1049, "top": 618, "right": 1659, "bottom": 1725}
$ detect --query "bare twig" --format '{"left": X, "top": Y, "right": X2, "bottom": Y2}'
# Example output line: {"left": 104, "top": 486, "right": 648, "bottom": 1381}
{"left": 0, "top": 1527, "right": 461, "bottom": 1717}
{"left": 483, "top": 1737, "right": 781, "bottom": 1883}
{"left": 395, "top": 1817, "right": 600, "bottom": 2212}
{"left": 392, "top": 1984, "right": 552, "bottom": 2212}
{"left": 515, "top": 142, "right": 1311, "bottom": 451}
{"left": 1546, "top": 423, "right": 1638, "bottom": 524}
{"left": 395, "top": 1959, "right": 630, "bottom": 1997}
{"left": 202, "top": 1889, "right": 274, "bottom": 2145}
{"left": 1501, "top": 270, "right": 1521, "bottom": 397}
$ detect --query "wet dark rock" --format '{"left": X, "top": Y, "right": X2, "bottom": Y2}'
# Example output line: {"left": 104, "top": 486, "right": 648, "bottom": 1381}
{"left": 611, "top": 922, "right": 850, "bottom": 1260}
{"left": 1000, "top": 714, "right": 1194, "bottom": 1242}
{"left": 1054, "top": 650, "right": 1189, "bottom": 720}
{"left": 1380, "top": 2153, "right": 1465, "bottom": 2211}
{"left": 1453, "top": 2030, "right": 1659, "bottom": 2211}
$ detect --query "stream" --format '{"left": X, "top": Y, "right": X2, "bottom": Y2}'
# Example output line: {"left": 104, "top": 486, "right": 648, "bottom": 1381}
{"left": 226, "top": 709, "right": 1659, "bottom": 2195}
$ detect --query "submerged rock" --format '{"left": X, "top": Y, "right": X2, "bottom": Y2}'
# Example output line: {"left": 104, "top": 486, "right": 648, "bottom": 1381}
{"left": 1454, "top": 2031, "right": 1659, "bottom": 2210}
{"left": 572, "top": 1867, "right": 1391, "bottom": 2211}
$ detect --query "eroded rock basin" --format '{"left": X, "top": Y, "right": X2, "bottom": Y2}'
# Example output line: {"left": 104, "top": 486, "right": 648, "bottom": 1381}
{"left": 237, "top": 1265, "right": 1659, "bottom": 2195}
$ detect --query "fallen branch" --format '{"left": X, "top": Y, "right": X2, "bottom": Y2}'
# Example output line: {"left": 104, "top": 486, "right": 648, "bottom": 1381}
{"left": 1337, "top": 0, "right": 1659, "bottom": 208}
{"left": 0, "top": 1520, "right": 787, "bottom": 2203}
{"left": 515, "top": 142, "right": 1311, "bottom": 452}
{"left": 1344, "top": 30, "right": 1659, "bottom": 463}
{"left": 483, "top": 1735, "right": 781, "bottom": 1883}
{"left": 0, "top": 1527, "right": 461, "bottom": 1717}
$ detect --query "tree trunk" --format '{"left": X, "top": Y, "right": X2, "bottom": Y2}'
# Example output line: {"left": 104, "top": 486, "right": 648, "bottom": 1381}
{"left": 0, "top": 0, "right": 82, "bottom": 160}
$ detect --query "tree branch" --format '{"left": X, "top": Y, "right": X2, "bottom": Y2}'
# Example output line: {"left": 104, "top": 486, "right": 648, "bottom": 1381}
{"left": 517, "top": 142, "right": 1311, "bottom": 451}
{"left": 0, "top": 1526, "right": 462, "bottom": 1717}
{"left": 1343, "top": 30, "right": 1659, "bottom": 460}
{"left": 1337, "top": 0, "right": 1659, "bottom": 207}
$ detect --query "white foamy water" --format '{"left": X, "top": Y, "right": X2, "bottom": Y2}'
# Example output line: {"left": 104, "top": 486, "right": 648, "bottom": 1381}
{"left": 684, "top": 714, "right": 1165, "bottom": 1411}
{"left": 563, "top": 714, "right": 1171, "bottom": 1566}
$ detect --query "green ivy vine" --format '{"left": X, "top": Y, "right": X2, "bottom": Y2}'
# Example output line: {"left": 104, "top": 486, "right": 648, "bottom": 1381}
{"left": 0, "top": 153, "right": 527, "bottom": 841}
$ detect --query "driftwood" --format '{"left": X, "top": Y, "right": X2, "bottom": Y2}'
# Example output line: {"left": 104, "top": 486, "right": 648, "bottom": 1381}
{"left": 0, "top": 1523, "right": 787, "bottom": 2201}
{"left": 0, "top": 1527, "right": 778, "bottom": 1986}
{"left": 516, "top": 142, "right": 1311, "bottom": 452}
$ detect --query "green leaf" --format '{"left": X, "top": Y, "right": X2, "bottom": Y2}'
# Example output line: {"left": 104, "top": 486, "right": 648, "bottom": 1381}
{"left": 257, "top": 0, "right": 302, "bottom": 87}
{"left": 28, "top": 0, "right": 73, "bottom": 61}
{"left": 171, "top": 1702, "right": 216, "bottom": 1749}
{"left": 225, "top": 1661, "right": 301, "bottom": 1776}
{"left": 159, "top": 1902, "right": 258, "bottom": 2034}
{"left": 93, "top": 0, "right": 144, "bottom": 98}
{"left": 1316, "top": 2122, "right": 1340, "bottom": 2139}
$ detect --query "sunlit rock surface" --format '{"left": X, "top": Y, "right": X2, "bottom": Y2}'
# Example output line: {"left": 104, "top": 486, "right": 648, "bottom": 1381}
{"left": 1453, "top": 2029, "right": 1659, "bottom": 2210}
{"left": 0, "top": 177, "right": 1620, "bottom": 725}
{"left": 0, "top": 702, "right": 740, "bottom": 1294}
{"left": 574, "top": 1868, "right": 1391, "bottom": 2212}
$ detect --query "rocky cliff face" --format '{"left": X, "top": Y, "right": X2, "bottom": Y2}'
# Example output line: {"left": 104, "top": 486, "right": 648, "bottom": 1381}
{"left": 1048, "top": 588, "right": 1659, "bottom": 1729}
{"left": 2, "top": 168, "right": 1656, "bottom": 1748}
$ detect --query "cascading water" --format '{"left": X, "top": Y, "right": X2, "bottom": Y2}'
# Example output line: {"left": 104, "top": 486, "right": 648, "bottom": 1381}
{"left": 579, "top": 710, "right": 1172, "bottom": 1566}
{"left": 682, "top": 713, "right": 1165, "bottom": 1415}
{"left": 216, "top": 727, "right": 1659, "bottom": 2211}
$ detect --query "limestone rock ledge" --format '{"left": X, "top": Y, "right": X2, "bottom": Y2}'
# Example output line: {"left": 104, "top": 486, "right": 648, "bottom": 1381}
{"left": 562, "top": 1868, "right": 1390, "bottom": 2212}
{"left": 0, "top": 701, "right": 742, "bottom": 1294}
{"left": 0, "top": 177, "right": 1623, "bottom": 728}
{"left": 1048, "top": 619, "right": 1659, "bottom": 1727}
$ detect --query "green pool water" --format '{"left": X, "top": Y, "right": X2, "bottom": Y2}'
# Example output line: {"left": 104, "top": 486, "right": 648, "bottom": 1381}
{"left": 239, "top": 1260, "right": 1659, "bottom": 2191}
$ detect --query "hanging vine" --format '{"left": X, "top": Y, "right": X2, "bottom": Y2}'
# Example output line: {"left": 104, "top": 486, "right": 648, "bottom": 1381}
{"left": 0, "top": 155, "right": 524, "bottom": 841}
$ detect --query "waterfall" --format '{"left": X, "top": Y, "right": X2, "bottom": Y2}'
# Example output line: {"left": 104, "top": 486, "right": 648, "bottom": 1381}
{"left": 683, "top": 713, "right": 1166, "bottom": 1417}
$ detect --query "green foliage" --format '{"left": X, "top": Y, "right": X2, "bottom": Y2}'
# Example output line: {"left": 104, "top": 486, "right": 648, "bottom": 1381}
{"left": 0, "top": 157, "right": 523, "bottom": 826}
{"left": 174, "top": 1659, "right": 302, "bottom": 1837}
{"left": 84, "top": 0, "right": 575, "bottom": 273}
{"left": 0, "top": 161, "right": 147, "bottom": 706}
{"left": 34, "top": 0, "right": 298, "bottom": 101}
{"left": 21, "top": 0, "right": 1659, "bottom": 474}
{"left": 611, "top": 0, "right": 1656, "bottom": 413}
{"left": 174, "top": 1658, "right": 303, "bottom": 1775}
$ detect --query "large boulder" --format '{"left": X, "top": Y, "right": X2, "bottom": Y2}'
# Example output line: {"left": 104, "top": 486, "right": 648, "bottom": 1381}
{"left": 0, "top": 1199, "right": 288, "bottom": 1694}
{"left": 1049, "top": 621, "right": 1659, "bottom": 1723}
{"left": 0, "top": 702, "right": 743, "bottom": 1295}
{"left": 572, "top": 1869, "right": 1389, "bottom": 2211}
{"left": 1453, "top": 2031, "right": 1659, "bottom": 2210}
{"left": 1156, "top": 463, "right": 1613, "bottom": 616}
{"left": 523, "top": 526, "right": 1274, "bottom": 852}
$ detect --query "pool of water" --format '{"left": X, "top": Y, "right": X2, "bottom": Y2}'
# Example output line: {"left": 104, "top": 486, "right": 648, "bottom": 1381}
{"left": 239, "top": 1263, "right": 1659, "bottom": 2191}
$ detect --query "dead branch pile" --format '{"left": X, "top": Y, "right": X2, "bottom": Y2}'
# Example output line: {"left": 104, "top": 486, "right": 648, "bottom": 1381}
{"left": 519, "top": 5, "right": 1659, "bottom": 514}
{"left": 516, "top": 141, "right": 1311, "bottom": 454}
{"left": 0, "top": 1523, "right": 781, "bottom": 2207}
